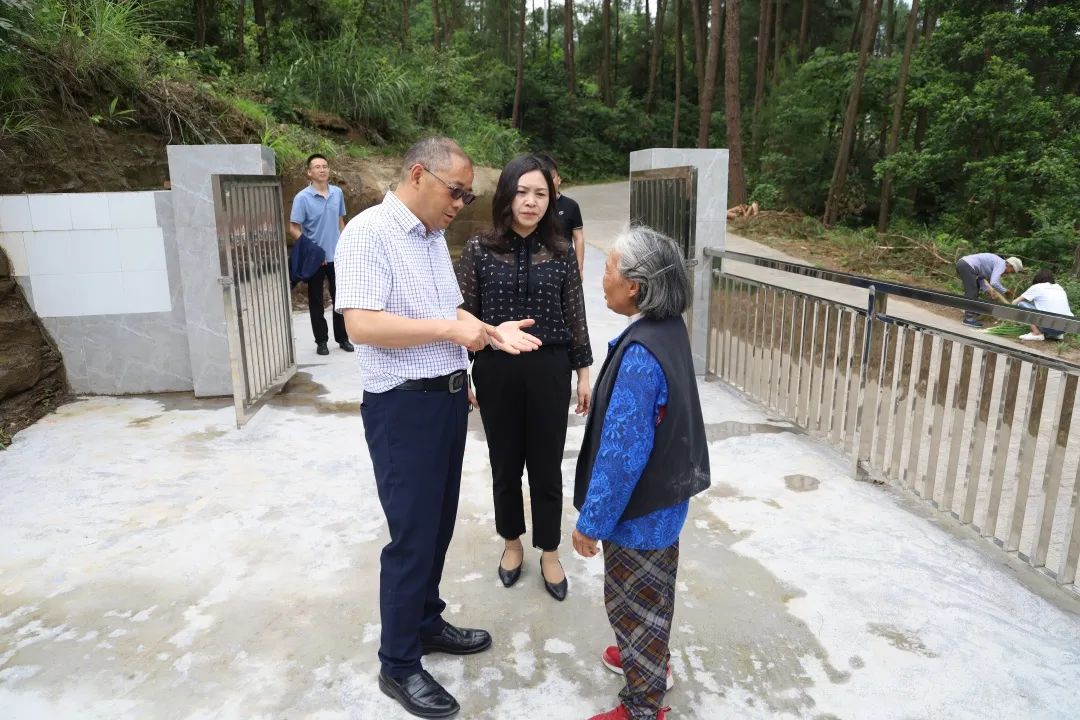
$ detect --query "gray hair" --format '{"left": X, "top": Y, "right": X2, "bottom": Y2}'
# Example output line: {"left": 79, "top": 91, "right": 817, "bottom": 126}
{"left": 401, "top": 136, "right": 471, "bottom": 175}
{"left": 612, "top": 226, "right": 691, "bottom": 319}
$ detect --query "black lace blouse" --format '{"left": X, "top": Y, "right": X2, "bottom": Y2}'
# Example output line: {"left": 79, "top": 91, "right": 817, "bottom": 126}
{"left": 456, "top": 232, "right": 593, "bottom": 369}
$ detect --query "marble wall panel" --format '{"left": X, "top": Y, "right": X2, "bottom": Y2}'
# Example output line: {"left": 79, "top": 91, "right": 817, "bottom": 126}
{"left": 30, "top": 191, "right": 193, "bottom": 394}
{"left": 166, "top": 144, "right": 276, "bottom": 398}
{"left": 0, "top": 195, "right": 33, "bottom": 232}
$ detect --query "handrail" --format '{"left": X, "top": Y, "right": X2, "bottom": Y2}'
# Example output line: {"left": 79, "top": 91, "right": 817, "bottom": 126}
{"left": 706, "top": 248, "right": 1080, "bottom": 335}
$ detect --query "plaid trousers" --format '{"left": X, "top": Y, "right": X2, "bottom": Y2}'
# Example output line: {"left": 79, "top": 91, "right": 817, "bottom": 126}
{"left": 604, "top": 540, "right": 680, "bottom": 718}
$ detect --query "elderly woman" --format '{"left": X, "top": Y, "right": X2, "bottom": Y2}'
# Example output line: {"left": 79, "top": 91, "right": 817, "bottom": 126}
{"left": 573, "top": 226, "right": 711, "bottom": 720}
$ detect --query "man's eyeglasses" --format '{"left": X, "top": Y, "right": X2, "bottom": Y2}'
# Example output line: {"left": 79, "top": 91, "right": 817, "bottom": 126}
{"left": 422, "top": 166, "right": 476, "bottom": 206}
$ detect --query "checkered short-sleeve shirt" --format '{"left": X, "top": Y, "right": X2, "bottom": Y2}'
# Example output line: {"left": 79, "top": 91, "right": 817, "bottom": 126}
{"left": 335, "top": 191, "right": 467, "bottom": 392}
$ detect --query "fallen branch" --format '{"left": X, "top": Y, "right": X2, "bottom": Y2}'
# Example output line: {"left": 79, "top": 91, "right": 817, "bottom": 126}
{"left": 726, "top": 202, "right": 760, "bottom": 220}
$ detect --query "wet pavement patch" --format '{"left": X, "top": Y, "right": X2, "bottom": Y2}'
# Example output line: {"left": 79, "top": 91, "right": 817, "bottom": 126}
{"left": 784, "top": 474, "right": 821, "bottom": 492}
{"left": 144, "top": 393, "right": 232, "bottom": 413}
{"left": 867, "top": 623, "right": 939, "bottom": 658}
{"left": 682, "top": 508, "right": 852, "bottom": 715}
{"left": 184, "top": 428, "right": 228, "bottom": 442}
{"left": 270, "top": 372, "right": 360, "bottom": 415}
{"left": 705, "top": 421, "right": 798, "bottom": 442}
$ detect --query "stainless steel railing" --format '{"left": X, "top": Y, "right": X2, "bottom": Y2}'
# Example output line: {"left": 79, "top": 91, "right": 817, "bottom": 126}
{"left": 705, "top": 249, "right": 1080, "bottom": 592}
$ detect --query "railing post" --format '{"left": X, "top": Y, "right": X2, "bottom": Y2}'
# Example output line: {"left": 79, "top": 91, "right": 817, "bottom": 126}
{"left": 707, "top": 262, "right": 721, "bottom": 379}
{"left": 854, "top": 286, "right": 888, "bottom": 479}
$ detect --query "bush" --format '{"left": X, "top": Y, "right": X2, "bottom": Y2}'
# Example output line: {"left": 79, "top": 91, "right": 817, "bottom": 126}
{"left": 749, "top": 182, "right": 781, "bottom": 210}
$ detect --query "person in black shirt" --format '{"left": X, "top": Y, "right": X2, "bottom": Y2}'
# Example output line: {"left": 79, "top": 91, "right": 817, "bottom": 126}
{"left": 537, "top": 153, "right": 586, "bottom": 275}
{"left": 456, "top": 154, "right": 593, "bottom": 601}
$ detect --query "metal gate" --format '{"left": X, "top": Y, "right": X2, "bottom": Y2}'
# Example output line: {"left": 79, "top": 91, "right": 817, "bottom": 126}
{"left": 212, "top": 174, "right": 296, "bottom": 427}
{"left": 629, "top": 165, "right": 698, "bottom": 333}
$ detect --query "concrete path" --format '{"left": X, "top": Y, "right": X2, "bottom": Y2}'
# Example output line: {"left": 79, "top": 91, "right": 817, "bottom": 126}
{"left": 2, "top": 189, "right": 1080, "bottom": 719}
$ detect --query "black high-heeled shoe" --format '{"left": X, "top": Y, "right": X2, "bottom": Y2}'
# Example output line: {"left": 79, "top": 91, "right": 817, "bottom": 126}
{"left": 541, "top": 557, "right": 568, "bottom": 601}
{"left": 498, "top": 548, "right": 522, "bottom": 588}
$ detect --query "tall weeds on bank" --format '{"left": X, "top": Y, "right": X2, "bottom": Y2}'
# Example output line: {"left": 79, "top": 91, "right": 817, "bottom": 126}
{"left": 0, "top": 0, "right": 242, "bottom": 146}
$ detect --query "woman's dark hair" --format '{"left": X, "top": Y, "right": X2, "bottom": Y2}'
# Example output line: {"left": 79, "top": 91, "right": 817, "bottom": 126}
{"left": 479, "top": 154, "right": 567, "bottom": 255}
{"left": 1034, "top": 269, "right": 1055, "bottom": 285}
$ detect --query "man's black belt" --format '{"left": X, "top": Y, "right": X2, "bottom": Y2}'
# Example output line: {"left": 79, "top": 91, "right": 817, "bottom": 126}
{"left": 394, "top": 370, "right": 467, "bottom": 393}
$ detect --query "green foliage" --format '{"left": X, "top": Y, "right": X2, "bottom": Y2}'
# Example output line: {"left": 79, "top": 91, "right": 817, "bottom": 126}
{"left": 883, "top": 3, "right": 1080, "bottom": 259}
{"left": 749, "top": 182, "right": 781, "bottom": 210}
{"left": 0, "top": 0, "right": 1075, "bottom": 288}
{"left": 278, "top": 31, "right": 413, "bottom": 139}
{"left": 89, "top": 95, "right": 135, "bottom": 126}
{"left": 755, "top": 50, "right": 857, "bottom": 213}
{"left": 31, "top": 0, "right": 173, "bottom": 88}
{"left": 259, "top": 121, "right": 338, "bottom": 171}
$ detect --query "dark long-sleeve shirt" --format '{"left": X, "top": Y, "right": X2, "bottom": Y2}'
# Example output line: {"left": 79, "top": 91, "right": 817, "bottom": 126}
{"left": 456, "top": 233, "right": 592, "bottom": 369}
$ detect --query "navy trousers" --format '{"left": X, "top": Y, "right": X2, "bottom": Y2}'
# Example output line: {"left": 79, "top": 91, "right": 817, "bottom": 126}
{"left": 360, "top": 386, "right": 469, "bottom": 678}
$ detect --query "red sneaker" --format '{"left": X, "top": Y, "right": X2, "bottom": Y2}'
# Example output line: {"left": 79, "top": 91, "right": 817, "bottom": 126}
{"left": 600, "top": 646, "right": 675, "bottom": 690}
{"left": 587, "top": 704, "right": 671, "bottom": 720}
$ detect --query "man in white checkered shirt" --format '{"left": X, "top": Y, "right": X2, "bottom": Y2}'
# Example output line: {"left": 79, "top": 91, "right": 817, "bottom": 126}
{"left": 335, "top": 137, "right": 540, "bottom": 719}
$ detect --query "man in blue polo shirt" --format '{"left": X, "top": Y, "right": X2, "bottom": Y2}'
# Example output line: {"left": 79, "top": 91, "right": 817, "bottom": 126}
{"left": 290, "top": 153, "right": 353, "bottom": 355}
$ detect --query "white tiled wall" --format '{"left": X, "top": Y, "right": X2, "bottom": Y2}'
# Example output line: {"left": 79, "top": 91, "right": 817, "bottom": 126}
{"left": 0, "top": 192, "right": 171, "bottom": 317}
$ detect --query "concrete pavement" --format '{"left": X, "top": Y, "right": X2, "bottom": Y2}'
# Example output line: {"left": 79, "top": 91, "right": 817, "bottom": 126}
{"left": 2, "top": 185, "right": 1080, "bottom": 719}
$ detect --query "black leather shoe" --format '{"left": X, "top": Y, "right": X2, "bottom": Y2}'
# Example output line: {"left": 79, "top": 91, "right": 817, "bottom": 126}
{"left": 316, "top": 342, "right": 329, "bottom": 355}
{"left": 339, "top": 340, "right": 355, "bottom": 352}
{"left": 541, "top": 558, "right": 568, "bottom": 601}
{"left": 498, "top": 548, "right": 522, "bottom": 588}
{"left": 378, "top": 669, "right": 459, "bottom": 718}
{"left": 421, "top": 623, "right": 492, "bottom": 656}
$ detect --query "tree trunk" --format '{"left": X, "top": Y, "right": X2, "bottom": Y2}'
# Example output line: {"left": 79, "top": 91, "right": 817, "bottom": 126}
{"left": 673, "top": 0, "right": 683, "bottom": 146}
{"left": 772, "top": 0, "right": 782, "bottom": 86}
{"left": 884, "top": 0, "right": 896, "bottom": 55}
{"left": 508, "top": 0, "right": 515, "bottom": 62}
{"left": 646, "top": 0, "right": 668, "bottom": 112}
{"left": 236, "top": 0, "right": 245, "bottom": 59}
{"left": 546, "top": 0, "right": 552, "bottom": 56}
{"left": 645, "top": 0, "right": 652, "bottom": 36}
{"left": 1073, "top": 242, "right": 1080, "bottom": 279}
{"left": 877, "top": 0, "right": 919, "bottom": 231}
{"left": 601, "top": 0, "right": 613, "bottom": 106}
{"left": 908, "top": 4, "right": 937, "bottom": 203}
{"left": 402, "top": 0, "right": 410, "bottom": 47}
{"left": 848, "top": 0, "right": 867, "bottom": 53}
{"left": 252, "top": 0, "right": 269, "bottom": 63}
{"left": 432, "top": 0, "right": 442, "bottom": 50}
{"left": 512, "top": 0, "right": 527, "bottom": 128}
{"left": 564, "top": 0, "right": 576, "bottom": 94}
{"left": 690, "top": 0, "right": 706, "bottom": 104}
{"left": 195, "top": 0, "right": 209, "bottom": 46}
{"left": 798, "top": 0, "right": 809, "bottom": 58}
{"left": 823, "top": 0, "right": 884, "bottom": 226}
{"left": 697, "top": 0, "right": 722, "bottom": 147}
{"left": 615, "top": 0, "right": 621, "bottom": 86}
{"left": 753, "top": 0, "right": 773, "bottom": 120}
{"left": 725, "top": 0, "right": 748, "bottom": 203}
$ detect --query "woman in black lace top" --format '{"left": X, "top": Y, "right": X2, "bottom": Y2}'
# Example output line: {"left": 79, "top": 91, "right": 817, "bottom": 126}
{"left": 456, "top": 154, "right": 593, "bottom": 601}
